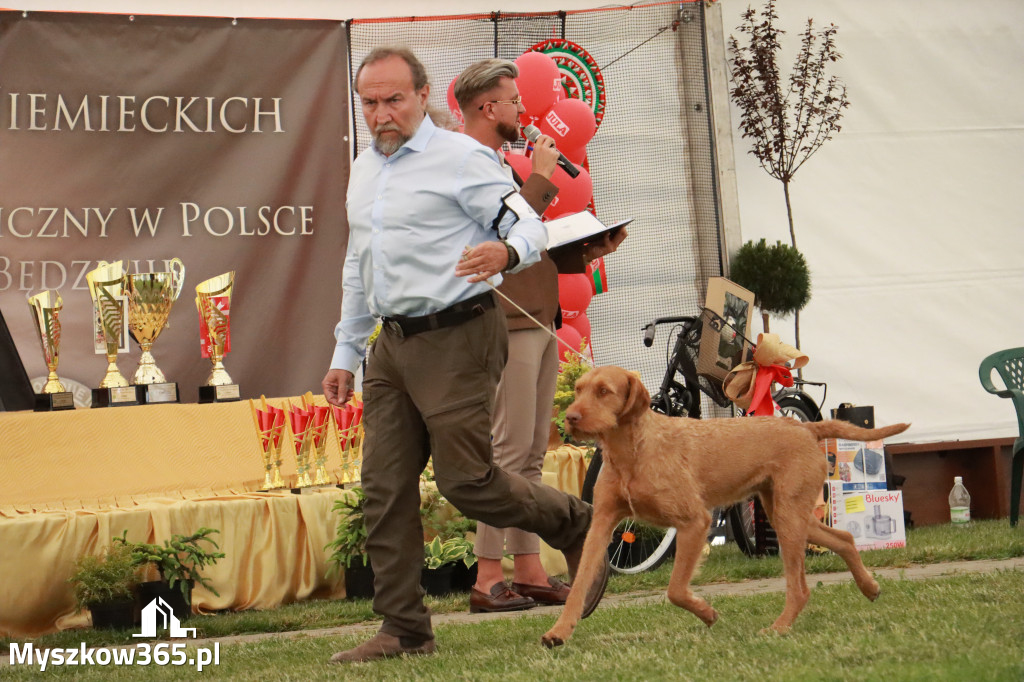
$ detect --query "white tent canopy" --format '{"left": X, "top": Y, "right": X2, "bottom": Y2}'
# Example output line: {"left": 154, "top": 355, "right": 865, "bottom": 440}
{"left": 15, "top": 0, "right": 1024, "bottom": 443}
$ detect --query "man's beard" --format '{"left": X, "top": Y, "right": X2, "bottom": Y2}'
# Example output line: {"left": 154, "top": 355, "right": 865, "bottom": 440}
{"left": 373, "top": 123, "right": 409, "bottom": 155}
{"left": 497, "top": 120, "right": 520, "bottom": 145}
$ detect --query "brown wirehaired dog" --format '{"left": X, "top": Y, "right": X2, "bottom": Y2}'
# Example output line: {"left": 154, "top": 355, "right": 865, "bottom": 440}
{"left": 541, "top": 366, "right": 909, "bottom": 648}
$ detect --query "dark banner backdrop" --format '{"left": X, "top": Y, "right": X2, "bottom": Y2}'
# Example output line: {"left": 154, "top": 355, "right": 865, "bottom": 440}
{"left": 0, "top": 11, "right": 350, "bottom": 403}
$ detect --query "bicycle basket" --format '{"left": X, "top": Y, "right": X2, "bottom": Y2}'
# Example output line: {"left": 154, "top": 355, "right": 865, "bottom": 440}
{"left": 673, "top": 309, "right": 751, "bottom": 409}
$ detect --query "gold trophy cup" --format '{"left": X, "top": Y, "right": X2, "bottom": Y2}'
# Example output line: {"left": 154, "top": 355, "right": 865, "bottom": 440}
{"left": 196, "top": 272, "right": 239, "bottom": 402}
{"left": 127, "top": 258, "right": 185, "bottom": 403}
{"left": 86, "top": 261, "right": 143, "bottom": 407}
{"left": 27, "top": 290, "right": 74, "bottom": 411}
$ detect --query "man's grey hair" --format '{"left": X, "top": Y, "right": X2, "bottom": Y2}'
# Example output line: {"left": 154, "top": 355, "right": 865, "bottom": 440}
{"left": 453, "top": 58, "right": 519, "bottom": 110}
{"left": 356, "top": 45, "right": 429, "bottom": 92}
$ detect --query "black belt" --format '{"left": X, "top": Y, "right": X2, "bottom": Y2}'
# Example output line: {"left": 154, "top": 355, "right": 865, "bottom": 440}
{"left": 381, "top": 292, "right": 495, "bottom": 338}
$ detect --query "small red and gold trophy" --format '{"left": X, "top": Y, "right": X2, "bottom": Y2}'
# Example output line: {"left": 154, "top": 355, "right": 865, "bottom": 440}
{"left": 287, "top": 401, "right": 315, "bottom": 489}
{"left": 302, "top": 393, "right": 334, "bottom": 486}
{"left": 250, "top": 396, "right": 286, "bottom": 490}
{"left": 330, "top": 398, "right": 364, "bottom": 485}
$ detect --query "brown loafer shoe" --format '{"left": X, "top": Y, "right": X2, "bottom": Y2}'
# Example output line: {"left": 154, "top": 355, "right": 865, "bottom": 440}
{"left": 562, "top": 534, "right": 611, "bottom": 619}
{"left": 511, "top": 577, "right": 571, "bottom": 605}
{"left": 469, "top": 582, "right": 536, "bottom": 613}
{"left": 329, "top": 632, "right": 436, "bottom": 664}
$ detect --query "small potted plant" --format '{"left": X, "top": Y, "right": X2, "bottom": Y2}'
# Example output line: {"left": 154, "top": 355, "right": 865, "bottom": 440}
{"left": 326, "top": 486, "right": 374, "bottom": 599}
{"left": 116, "top": 528, "right": 224, "bottom": 620}
{"left": 421, "top": 536, "right": 476, "bottom": 596}
{"left": 419, "top": 484, "right": 478, "bottom": 592}
{"left": 68, "top": 541, "right": 139, "bottom": 629}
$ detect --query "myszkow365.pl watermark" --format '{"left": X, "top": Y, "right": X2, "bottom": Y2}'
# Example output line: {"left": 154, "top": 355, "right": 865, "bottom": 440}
{"left": 7, "top": 597, "right": 220, "bottom": 672}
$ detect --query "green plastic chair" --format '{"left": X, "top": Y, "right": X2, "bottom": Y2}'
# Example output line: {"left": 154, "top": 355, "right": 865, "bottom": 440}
{"left": 979, "top": 347, "right": 1024, "bottom": 526}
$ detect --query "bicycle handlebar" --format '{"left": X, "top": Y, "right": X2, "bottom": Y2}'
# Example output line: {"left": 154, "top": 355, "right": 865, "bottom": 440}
{"left": 641, "top": 316, "right": 696, "bottom": 347}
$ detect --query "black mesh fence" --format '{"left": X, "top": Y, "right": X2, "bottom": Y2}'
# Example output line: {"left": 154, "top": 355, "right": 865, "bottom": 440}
{"left": 349, "top": 2, "right": 727, "bottom": 409}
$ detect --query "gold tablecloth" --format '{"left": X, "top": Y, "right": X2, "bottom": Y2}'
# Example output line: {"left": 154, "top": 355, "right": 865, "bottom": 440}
{"left": 0, "top": 397, "right": 352, "bottom": 513}
{"left": 0, "top": 488, "right": 346, "bottom": 638}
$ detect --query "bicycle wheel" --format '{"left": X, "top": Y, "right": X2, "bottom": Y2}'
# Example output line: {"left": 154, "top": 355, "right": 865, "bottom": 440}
{"left": 727, "top": 497, "right": 778, "bottom": 557}
{"left": 580, "top": 448, "right": 676, "bottom": 573}
{"left": 727, "top": 499, "right": 757, "bottom": 557}
{"left": 776, "top": 394, "right": 817, "bottom": 423}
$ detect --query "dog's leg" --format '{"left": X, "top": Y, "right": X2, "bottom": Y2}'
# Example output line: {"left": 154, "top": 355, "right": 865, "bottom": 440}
{"left": 805, "top": 519, "right": 880, "bottom": 600}
{"left": 541, "top": 497, "right": 625, "bottom": 648}
{"left": 761, "top": 492, "right": 814, "bottom": 634}
{"left": 665, "top": 509, "right": 718, "bottom": 627}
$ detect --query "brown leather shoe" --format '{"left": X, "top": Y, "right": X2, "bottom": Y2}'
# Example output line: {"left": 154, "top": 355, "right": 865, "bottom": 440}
{"left": 511, "top": 577, "right": 571, "bottom": 605}
{"left": 562, "top": 534, "right": 611, "bottom": 619}
{"left": 329, "top": 632, "right": 436, "bottom": 664}
{"left": 469, "top": 582, "right": 536, "bottom": 613}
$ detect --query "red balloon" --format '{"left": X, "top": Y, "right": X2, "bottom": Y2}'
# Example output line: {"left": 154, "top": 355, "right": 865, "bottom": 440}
{"left": 558, "top": 273, "right": 594, "bottom": 319}
{"left": 556, "top": 323, "right": 586, "bottom": 365}
{"left": 560, "top": 142, "right": 587, "bottom": 165}
{"left": 515, "top": 51, "right": 561, "bottom": 124}
{"left": 539, "top": 97, "right": 597, "bottom": 153}
{"left": 564, "top": 311, "right": 591, "bottom": 348}
{"left": 504, "top": 152, "right": 533, "bottom": 181}
{"left": 446, "top": 76, "right": 464, "bottom": 127}
{"left": 543, "top": 165, "right": 592, "bottom": 220}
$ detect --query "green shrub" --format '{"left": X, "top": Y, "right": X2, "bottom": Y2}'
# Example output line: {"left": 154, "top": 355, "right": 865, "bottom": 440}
{"left": 68, "top": 542, "right": 138, "bottom": 609}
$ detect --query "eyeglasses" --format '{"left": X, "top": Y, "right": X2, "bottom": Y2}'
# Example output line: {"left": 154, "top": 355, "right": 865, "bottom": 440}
{"left": 478, "top": 96, "right": 523, "bottom": 110}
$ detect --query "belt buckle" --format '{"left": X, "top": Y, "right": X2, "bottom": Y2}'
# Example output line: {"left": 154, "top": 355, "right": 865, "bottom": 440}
{"left": 385, "top": 319, "right": 405, "bottom": 338}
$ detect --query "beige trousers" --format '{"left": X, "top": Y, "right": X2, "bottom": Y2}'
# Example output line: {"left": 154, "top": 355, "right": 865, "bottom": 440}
{"left": 474, "top": 325, "right": 560, "bottom": 559}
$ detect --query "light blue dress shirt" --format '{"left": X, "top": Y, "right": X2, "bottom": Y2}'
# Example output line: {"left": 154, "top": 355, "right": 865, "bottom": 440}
{"left": 330, "top": 115, "right": 548, "bottom": 373}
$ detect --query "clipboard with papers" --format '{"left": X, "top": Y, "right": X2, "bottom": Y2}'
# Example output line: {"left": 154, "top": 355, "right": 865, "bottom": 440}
{"left": 545, "top": 211, "right": 632, "bottom": 253}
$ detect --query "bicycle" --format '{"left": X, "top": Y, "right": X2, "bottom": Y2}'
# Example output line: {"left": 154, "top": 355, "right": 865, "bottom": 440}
{"left": 579, "top": 309, "right": 825, "bottom": 572}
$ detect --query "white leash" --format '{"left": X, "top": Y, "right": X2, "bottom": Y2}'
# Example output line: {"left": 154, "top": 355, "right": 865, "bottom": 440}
{"left": 461, "top": 245, "right": 593, "bottom": 367}
{"left": 485, "top": 279, "right": 594, "bottom": 367}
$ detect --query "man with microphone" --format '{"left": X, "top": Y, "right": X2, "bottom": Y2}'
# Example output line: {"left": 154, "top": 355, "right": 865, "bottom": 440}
{"left": 454, "top": 58, "right": 626, "bottom": 614}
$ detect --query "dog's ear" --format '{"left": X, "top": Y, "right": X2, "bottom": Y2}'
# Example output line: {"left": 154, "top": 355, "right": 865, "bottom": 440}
{"left": 619, "top": 371, "right": 650, "bottom": 424}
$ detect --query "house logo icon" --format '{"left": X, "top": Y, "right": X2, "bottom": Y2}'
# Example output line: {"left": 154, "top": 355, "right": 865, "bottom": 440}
{"left": 133, "top": 597, "right": 196, "bottom": 638}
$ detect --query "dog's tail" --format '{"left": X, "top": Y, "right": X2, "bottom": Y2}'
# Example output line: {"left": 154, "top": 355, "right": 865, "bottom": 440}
{"left": 802, "top": 420, "right": 910, "bottom": 442}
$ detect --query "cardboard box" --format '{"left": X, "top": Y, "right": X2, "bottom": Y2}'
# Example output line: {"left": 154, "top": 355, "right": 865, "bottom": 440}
{"left": 696, "top": 277, "right": 755, "bottom": 382}
{"left": 820, "top": 438, "right": 887, "bottom": 493}
{"left": 825, "top": 483, "right": 906, "bottom": 550}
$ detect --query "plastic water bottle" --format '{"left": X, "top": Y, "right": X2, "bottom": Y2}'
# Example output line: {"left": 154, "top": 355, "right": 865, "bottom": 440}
{"left": 948, "top": 476, "right": 971, "bottom": 525}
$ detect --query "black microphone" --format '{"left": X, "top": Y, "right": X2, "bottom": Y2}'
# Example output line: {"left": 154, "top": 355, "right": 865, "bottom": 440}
{"left": 523, "top": 124, "right": 581, "bottom": 179}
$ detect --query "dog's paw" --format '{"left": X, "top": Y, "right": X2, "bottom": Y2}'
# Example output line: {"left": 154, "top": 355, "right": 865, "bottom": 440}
{"left": 868, "top": 583, "right": 881, "bottom": 602}
{"left": 541, "top": 632, "right": 565, "bottom": 649}
{"left": 702, "top": 609, "right": 719, "bottom": 628}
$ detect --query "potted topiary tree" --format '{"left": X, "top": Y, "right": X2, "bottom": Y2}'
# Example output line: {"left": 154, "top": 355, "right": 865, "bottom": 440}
{"left": 68, "top": 541, "right": 139, "bottom": 629}
{"left": 729, "top": 238, "right": 811, "bottom": 335}
{"left": 325, "top": 486, "right": 374, "bottom": 599}
{"left": 116, "top": 528, "right": 224, "bottom": 620}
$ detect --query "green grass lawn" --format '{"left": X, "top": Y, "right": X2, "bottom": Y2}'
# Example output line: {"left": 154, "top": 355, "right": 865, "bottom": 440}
{"left": 3, "top": 519, "right": 1023, "bottom": 680}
